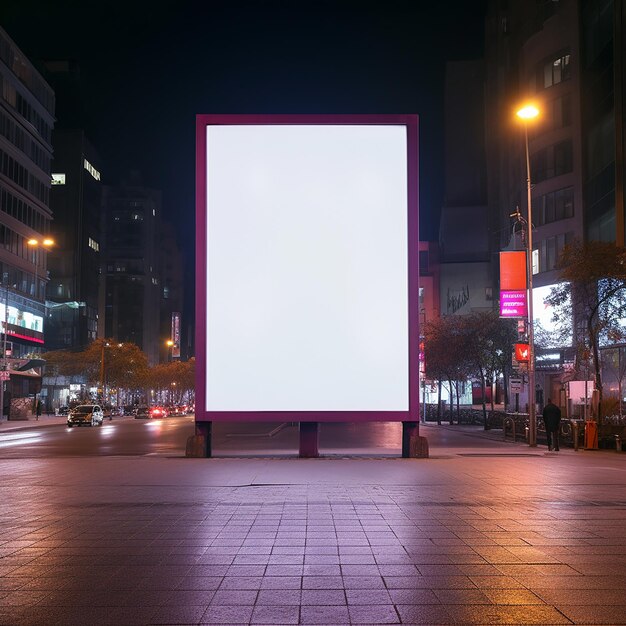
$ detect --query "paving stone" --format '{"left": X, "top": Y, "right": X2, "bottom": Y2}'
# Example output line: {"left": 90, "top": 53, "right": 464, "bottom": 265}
{"left": 3, "top": 430, "right": 626, "bottom": 626}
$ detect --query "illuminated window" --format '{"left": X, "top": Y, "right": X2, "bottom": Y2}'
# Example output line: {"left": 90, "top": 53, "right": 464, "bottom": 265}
{"left": 51, "top": 173, "right": 66, "bottom": 185}
{"left": 538, "top": 53, "right": 571, "bottom": 89}
{"left": 83, "top": 158, "right": 101, "bottom": 181}
{"left": 88, "top": 237, "right": 99, "bottom": 252}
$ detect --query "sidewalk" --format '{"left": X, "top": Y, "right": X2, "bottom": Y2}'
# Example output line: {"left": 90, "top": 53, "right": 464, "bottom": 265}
{"left": 0, "top": 413, "right": 68, "bottom": 430}
{"left": 1, "top": 422, "right": 626, "bottom": 625}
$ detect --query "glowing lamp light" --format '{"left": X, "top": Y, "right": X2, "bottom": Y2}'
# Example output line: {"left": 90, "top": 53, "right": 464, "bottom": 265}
{"left": 27, "top": 238, "right": 55, "bottom": 247}
{"left": 516, "top": 104, "right": 539, "bottom": 120}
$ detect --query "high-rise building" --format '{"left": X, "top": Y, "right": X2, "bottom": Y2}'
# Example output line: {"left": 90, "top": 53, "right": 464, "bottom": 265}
{"left": 101, "top": 173, "right": 162, "bottom": 365}
{"left": 46, "top": 129, "right": 103, "bottom": 349}
{"left": 0, "top": 26, "right": 55, "bottom": 412}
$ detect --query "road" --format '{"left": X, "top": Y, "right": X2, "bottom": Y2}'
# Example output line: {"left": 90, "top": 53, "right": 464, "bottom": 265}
{"left": 0, "top": 416, "right": 508, "bottom": 458}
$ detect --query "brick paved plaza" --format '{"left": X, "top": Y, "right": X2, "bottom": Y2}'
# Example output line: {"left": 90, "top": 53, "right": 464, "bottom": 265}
{"left": 1, "top": 423, "right": 625, "bottom": 625}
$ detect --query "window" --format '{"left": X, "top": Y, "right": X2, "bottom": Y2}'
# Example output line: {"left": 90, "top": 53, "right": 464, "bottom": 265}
{"left": 531, "top": 140, "right": 573, "bottom": 182}
{"left": 88, "top": 237, "right": 99, "bottom": 252}
{"left": 533, "top": 187, "right": 574, "bottom": 226}
{"left": 538, "top": 232, "right": 573, "bottom": 273}
{"left": 546, "top": 95, "right": 572, "bottom": 130}
{"left": 539, "top": 53, "right": 571, "bottom": 89}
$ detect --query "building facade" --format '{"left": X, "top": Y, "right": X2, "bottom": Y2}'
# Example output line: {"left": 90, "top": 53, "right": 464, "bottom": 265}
{"left": 101, "top": 174, "right": 162, "bottom": 365}
{"left": 158, "top": 223, "right": 184, "bottom": 362}
{"left": 484, "top": 0, "right": 625, "bottom": 409}
{"left": 0, "top": 27, "right": 55, "bottom": 413}
{"left": 46, "top": 129, "right": 103, "bottom": 350}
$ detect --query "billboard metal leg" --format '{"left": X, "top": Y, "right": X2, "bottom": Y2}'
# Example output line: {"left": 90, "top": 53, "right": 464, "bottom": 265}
{"left": 189, "top": 421, "right": 212, "bottom": 458}
{"left": 299, "top": 422, "right": 319, "bottom": 458}
{"left": 402, "top": 421, "right": 429, "bottom": 458}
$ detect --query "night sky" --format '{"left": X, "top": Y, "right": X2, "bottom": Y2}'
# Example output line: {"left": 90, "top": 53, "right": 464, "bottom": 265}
{"left": 1, "top": 0, "right": 487, "bottom": 315}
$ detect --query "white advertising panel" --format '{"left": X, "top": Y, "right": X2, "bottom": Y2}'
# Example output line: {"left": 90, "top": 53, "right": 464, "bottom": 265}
{"left": 204, "top": 124, "right": 409, "bottom": 412}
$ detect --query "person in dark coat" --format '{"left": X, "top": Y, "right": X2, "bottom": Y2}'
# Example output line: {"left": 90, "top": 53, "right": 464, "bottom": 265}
{"left": 542, "top": 398, "right": 562, "bottom": 451}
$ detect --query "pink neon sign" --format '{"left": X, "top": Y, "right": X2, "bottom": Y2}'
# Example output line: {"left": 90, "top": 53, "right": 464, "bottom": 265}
{"left": 500, "top": 290, "right": 527, "bottom": 318}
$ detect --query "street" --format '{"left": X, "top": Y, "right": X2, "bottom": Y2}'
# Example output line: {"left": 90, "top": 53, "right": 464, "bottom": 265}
{"left": 0, "top": 416, "right": 508, "bottom": 459}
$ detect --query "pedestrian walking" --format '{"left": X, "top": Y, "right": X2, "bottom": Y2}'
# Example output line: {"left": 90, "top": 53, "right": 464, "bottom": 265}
{"left": 35, "top": 399, "right": 42, "bottom": 421}
{"left": 542, "top": 398, "right": 561, "bottom": 451}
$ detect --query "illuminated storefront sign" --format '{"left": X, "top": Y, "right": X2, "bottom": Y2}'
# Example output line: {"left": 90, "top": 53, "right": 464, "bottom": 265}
{"left": 515, "top": 343, "right": 530, "bottom": 362}
{"left": 51, "top": 173, "right": 66, "bottom": 185}
{"left": 0, "top": 303, "right": 44, "bottom": 343}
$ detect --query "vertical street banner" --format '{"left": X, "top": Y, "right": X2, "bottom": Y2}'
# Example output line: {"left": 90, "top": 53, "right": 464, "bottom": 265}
{"left": 499, "top": 251, "right": 527, "bottom": 318}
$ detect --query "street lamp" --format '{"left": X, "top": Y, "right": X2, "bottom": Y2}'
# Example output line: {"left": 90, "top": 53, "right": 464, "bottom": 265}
{"left": 516, "top": 103, "right": 540, "bottom": 446}
{"left": 26, "top": 238, "right": 54, "bottom": 420}
{"left": 166, "top": 339, "right": 174, "bottom": 362}
{"left": 26, "top": 238, "right": 54, "bottom": 302}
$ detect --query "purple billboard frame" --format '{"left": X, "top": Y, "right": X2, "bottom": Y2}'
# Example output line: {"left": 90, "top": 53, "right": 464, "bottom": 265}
{"left": 195, "top": 114, "right": 419, "bottom": 423}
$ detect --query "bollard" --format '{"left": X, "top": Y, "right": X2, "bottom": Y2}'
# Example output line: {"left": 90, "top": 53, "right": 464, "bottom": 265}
{"left": 572, "top": 421, "right": 579, "bottom": 451}
{"left": 503, "top": 416, "right": 516, "bottom": 442}
{"left": 615, "top": 435, "right": 622, "bottom": 453}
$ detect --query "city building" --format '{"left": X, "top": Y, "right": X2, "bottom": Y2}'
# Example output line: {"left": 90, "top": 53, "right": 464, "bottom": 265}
{"left": 484, "top": 0, "right": 625, "bottom": 411}
{"left": 45, "top": 129, "right": 103, "bottom": 350}
{"left": 439, "top": 60, "right": 493, "bottom": 317}
{"left": 158, "top": 223, "right": 184, "bottom": 362}
{"left": 101, "top": 173, "right": 163, "bottom": 366}
{"left": 0, "top": 26, "right": 55, "bottom": 415}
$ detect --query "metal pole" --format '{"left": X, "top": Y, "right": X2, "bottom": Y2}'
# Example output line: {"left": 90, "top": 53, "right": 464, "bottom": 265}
{"left": 524, "top": 123, "right": 537, "bottom": 447}
{"left": 33, "top": 247, "right": 38, "bottom": 301}
{"left": 0, "top": 279, "right": 7, "bottom": 419}
{"left": 100, "top": 342, "right": 105, "bottom": 404}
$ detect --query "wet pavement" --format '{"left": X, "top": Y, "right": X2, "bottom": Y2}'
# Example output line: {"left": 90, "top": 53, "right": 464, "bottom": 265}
{"left": 0, "top": 421, "right": 625, "bottom": 624}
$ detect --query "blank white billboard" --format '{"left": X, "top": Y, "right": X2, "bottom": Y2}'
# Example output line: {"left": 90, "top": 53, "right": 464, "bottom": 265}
{"left": 205, "top": 124, "right": 408, "bottom": 412}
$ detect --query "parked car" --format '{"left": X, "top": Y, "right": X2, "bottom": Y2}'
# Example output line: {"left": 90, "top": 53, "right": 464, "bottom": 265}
{"left": 67, "top": 404, "right": 104, "bottom": 427}
{"left": 133, "top": 406, "right": 150, "bottom": 419}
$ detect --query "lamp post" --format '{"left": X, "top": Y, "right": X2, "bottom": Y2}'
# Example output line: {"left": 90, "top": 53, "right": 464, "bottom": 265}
{"left": 516, "top": 104, "right": 540, "bottom": 447}
{"left": 0, "top": 275, "right": 8, "bottom": 419}
{"left": 26, "top": 238, "right": 54, "bottom": 420}
{"left": 166, "top": 339, "right": 174, "bottom": 362}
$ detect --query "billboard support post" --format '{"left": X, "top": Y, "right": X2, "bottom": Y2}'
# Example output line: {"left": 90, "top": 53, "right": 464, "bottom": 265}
{"left": 299, "top": 422, "right": 319, "bottom": 458}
